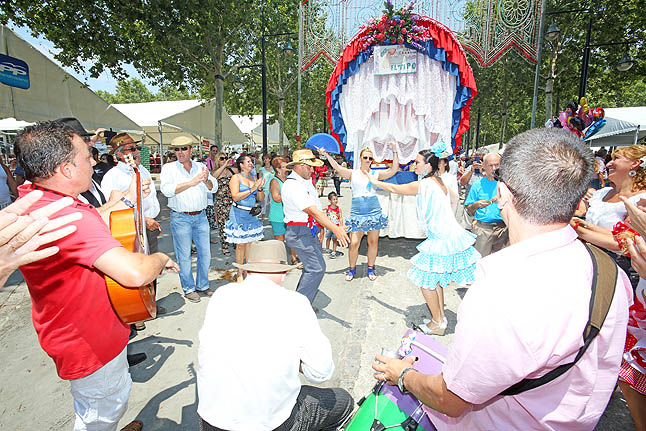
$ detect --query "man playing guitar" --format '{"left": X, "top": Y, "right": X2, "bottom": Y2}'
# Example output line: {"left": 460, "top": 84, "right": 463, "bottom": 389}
{"left": 15, "top": 121, "right": 179, "bottom": 431}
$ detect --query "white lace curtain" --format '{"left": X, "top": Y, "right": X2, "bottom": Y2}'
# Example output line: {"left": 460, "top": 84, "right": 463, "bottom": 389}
{"left": 339, "top": 54, "right": 457, "bottom": 164}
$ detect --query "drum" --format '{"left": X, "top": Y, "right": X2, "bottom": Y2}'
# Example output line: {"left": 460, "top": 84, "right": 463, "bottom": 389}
{"left": 344, "top": 330, "right": 449, "bottom": 431}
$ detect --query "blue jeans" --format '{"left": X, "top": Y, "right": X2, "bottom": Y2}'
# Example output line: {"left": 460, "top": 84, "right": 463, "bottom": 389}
{"left": 170, "top": 210, "right": 211, "bottom": 294}
{"left": 286, "top": 225, "right": 325, "bottom": 303}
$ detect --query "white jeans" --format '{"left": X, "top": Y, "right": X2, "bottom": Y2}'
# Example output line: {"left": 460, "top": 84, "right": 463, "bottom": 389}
{"left": 70, "top": 347, "right": 132, "bottom": 431}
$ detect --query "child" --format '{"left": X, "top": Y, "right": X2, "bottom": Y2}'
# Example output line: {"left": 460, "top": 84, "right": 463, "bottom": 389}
{"left": 325, "top": 192, "right": 344, "bottom": 258}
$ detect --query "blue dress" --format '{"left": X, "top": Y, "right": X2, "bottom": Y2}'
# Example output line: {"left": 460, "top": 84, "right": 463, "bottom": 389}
{"left": 224, "top": 181, "right": 264, "bottom": 244}
{"left": 408, "top": 178, "right": 480, "bottom": 289}
{"left": 347, "top": 170, "right": 388, "bottom": 232}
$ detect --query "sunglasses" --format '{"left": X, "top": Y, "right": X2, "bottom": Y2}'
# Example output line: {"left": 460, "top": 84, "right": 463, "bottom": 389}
{"left": 219, "top": 156, "right": 227, "bottom": 160}
{"left": 173, "top": 146, "right": 189, "bottom": 152}
{"left": 362, "top": 156, "right": 374, "bottom": 161}
{"left": 122, "top": 145, "right": 141, "bottom": 153}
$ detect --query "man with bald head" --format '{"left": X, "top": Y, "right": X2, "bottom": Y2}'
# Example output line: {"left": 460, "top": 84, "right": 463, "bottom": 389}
{"left": 464, "top": 153, "right": 508, "bottom": 256}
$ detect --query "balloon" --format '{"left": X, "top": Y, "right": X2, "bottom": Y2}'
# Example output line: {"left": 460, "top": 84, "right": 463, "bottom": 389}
{"left": 559, "top": 111, "right": 570, "bottom": 129}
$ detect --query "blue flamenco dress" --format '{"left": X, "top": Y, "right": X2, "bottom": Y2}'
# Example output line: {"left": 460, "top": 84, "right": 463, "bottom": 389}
{"left": 223, "top": 181, "right": 264, "bottom": 244}
{"left": 408, "top": 177, "right": 480, "bottom": 289}
{"left": 346, "top": 170, "right": 388, "bottom": 232}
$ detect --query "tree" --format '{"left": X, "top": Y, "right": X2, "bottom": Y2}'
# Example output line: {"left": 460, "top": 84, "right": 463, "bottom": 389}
{"left": 2, "top": 0, "right": 258, "bottom": 146}
{"left": 96, "top": 78, "right": 195, "bottom": 104}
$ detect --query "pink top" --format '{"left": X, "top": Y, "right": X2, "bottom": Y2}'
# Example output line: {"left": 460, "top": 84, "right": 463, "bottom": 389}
{"left": 434, "top": 226, "right": 632, "bottom": 431}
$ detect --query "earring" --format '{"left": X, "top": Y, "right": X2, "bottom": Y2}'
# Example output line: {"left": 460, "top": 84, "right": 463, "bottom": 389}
{"left": 629, "top": 170, "right": 637, "bottom": 177}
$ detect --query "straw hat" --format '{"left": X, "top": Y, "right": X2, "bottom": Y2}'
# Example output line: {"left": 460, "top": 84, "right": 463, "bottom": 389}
{"left": 286, "top": 149, "right": 324, "bottom": 168}
{"left": 232, "top": 240, "right": 299, "bottom": 273}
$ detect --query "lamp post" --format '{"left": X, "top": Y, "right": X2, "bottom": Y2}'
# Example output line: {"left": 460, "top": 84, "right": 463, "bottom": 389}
{"left": 530, "top": 7, "right": 636, "bottom": 128}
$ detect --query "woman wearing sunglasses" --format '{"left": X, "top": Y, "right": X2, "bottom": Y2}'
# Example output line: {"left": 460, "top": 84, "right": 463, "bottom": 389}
{"left": 210, "top": 153, "right": 237, "bottom": 255}
{"left": 320, "top": 143, "right": 398, "bottom": 281}
{"left": 224, "top": 154, "right": 265, "bottom": 282}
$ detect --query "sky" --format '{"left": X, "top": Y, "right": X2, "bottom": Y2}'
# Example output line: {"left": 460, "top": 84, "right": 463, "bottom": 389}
{"left": 10, "top": 24, "right": 158, "bottom": 94}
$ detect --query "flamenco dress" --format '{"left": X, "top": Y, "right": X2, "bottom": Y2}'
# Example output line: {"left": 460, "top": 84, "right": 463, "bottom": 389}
{"left": 408, "top": 178, "right": 480, "bottom": 289}
{"left": 346, "top": 170, "right": 388, "bottom": 232}
{"left": 223, "top": 180, "right": 264, "bottom": 244}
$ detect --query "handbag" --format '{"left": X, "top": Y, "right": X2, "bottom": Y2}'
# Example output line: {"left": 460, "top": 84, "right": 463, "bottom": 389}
{"left": 499, "top": 243, "right": 618, "bottom": 396}
{"left": 232, "top": 202, "right": 261, "bottom": 217}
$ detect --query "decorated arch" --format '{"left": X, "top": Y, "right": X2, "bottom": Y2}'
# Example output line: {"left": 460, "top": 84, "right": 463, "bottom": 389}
{"left": 325, "top": 5, "right": 477, "bottom": 163}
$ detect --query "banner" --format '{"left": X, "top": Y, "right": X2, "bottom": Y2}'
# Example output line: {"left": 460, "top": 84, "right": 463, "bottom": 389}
{"left": 0, "top": 54, "right": 30, "bottom": 89}
{"left": 374, "top": 45, "right": 417, "bottom": 75}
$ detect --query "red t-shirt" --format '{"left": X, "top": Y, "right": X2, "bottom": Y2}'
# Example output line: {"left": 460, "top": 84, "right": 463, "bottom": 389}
{"left": 18, "top": 185, "right": 129, "bottom": 380}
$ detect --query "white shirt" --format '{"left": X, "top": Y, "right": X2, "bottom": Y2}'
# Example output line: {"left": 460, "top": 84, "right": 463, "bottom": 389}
{"left": 100, "top": 161, "right": 160, "bottom": 218}
{"left": 350, "top": 169, "right": 378, "bottom": 198}
{"left": 448, "top": 159, "right": 459, "bottom": 176}
{"left": 160, "top": 160, "right": 217, "bottom": 212}
{"left": 587, "top": 187, "right": 646, "bottom": 230}
{"left": 281, "top": 171, "right": 321, "bottom": 223}
{"left": 197, "top": 274, "right": 334, "bottom": 430}
{"left": 77, "top": 179, "right": 105, "bottom": 207}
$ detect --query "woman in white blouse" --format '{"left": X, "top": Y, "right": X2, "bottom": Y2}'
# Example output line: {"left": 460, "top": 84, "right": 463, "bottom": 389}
{"left": 572, "top": 145, "right": 646, "bottom": 289}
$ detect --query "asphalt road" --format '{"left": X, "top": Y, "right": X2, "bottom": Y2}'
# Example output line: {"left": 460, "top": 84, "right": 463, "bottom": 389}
{"left": 0, "top": 182, "right": 634, "bottom": 430}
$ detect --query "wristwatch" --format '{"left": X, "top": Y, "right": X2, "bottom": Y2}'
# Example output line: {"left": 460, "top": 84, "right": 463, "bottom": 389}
{"left": 398, "top": 367, "right": 416, "bottom": 394}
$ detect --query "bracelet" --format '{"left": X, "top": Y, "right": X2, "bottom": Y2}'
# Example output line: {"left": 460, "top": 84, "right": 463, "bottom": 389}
{"left": 121, "top": 196, "right": 135, "bottom": 209}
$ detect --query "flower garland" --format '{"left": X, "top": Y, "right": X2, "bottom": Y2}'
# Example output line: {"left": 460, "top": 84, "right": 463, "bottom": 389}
{"left": 359, "top": 0, "right": 432, "bottom": 53}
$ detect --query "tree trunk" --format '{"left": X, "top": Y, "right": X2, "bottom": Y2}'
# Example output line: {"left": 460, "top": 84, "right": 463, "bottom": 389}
{"left": 544, "top": 52, "right": 559, "bottom": 123}
{"left": 278, "top": 96, "right": 286, "bottom": 155}
{"left": 213, "top": 42, "right": 225, "bottom": 147}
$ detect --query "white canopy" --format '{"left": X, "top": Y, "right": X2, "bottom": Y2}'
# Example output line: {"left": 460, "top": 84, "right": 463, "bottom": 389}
{"left": 111, "top": 100, "right": 247, "bottom": 147}
{"left": 0, "top": 117, "right": 33, "bottom": 131}
{"left": 251, "top": 121, "right": 290, "bottom": 146}
{"left": 0, "top": 25, "right": 142, "bottom": 134}
{"left": 584, "top": 107, "right": 646, "bottom": 147}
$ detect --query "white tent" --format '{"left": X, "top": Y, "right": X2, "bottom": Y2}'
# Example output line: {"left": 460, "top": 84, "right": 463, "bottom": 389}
{"left": 251, "top": 121, "right": 290, "bottom": 147}
{"left": 111, "top": 100, "right": 247, "bottom": 150}
{"left": 0, "top": 25, "right": 142, "bottom": 133}
{"left": 584, "top": 107, "right": 646, "bottom": 147}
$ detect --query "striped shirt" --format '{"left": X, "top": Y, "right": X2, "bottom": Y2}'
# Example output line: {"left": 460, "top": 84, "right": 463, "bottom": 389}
{"left": 160, "top": 160, "right": 217, "bottom": 212}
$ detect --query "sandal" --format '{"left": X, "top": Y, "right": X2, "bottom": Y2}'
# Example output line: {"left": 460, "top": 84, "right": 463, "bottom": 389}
{"left": 346, "top": 267, "right": 356, "bottom": 281}
{"left": 416, "top": 318, "right": 447, "bottom": 336}
{"left": 367, "top": 265, "right": 377, "bottom": 281}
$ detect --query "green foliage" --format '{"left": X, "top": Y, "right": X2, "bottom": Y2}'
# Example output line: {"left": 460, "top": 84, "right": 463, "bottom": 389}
{"left": 95, "top": 78, "right": 195, "bottom": 104}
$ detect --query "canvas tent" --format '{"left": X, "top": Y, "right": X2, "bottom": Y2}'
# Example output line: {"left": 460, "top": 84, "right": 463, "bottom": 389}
{"left": 111, "top": 100, "right": 246, "bottom": 152}
{"left": 584, "top": 107, "right": 646, "bottom": 147}
{"left": 251, "top": 121, "right": 290, "bottom": 147}
{"left": 0, "top": 25, "right": 142, "bottom": 134}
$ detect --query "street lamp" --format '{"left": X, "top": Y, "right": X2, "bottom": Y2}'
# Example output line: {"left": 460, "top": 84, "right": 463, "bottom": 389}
{"left": 545, "top": 21, "right": 560, "bottom": 42}
{"left": 616, "top": 47, "right": 635, "bottom": 72}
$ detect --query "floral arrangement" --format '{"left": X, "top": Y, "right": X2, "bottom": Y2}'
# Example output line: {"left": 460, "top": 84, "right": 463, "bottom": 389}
{"left": 359, "top": 0, "right": 431, "bottom": 52}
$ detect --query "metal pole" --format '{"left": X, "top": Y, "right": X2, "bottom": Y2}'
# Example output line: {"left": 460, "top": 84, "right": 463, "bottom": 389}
{"left": 158, "top": 121, "right": 163, "bottom": 165}
{"left": 297, "top": 2, "right": 303, "bottom": 145}
{"left": 578, "top": 13, "right": 593, "bottom": 100}
{"left": 475, "top": 108, "right": 481, "bottom": 150}
{"left": 530, "top": 0, "right": 548, "bottom": 129}
{"left": 261, "top": 0, "right": 268, "bottom": 155}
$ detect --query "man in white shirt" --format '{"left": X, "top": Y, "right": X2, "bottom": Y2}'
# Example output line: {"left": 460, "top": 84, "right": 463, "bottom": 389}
{"left": 160, "top": 136, "right": 217, "bottom": 303}
{"left": 282, "top": 150, "right": 349, "bottom": 304}
{"left": 197, "top": 240, "right": 353, "bottom": 431}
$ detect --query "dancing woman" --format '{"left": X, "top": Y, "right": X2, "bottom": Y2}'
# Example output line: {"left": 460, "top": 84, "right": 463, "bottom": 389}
{"left": 320, "top": 143, "right": 398, "bottom": 281}
{"left": 224, "top": 154, "right": 265, "bottom": 281}
{"left": 368, "top": 148, "right": 480, "bottom": 335}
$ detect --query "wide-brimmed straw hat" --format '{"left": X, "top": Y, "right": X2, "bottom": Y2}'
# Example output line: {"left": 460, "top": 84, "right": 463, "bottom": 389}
{"left": 232, "top": 240, "right": 299, "bottom": 273}
{"left": 286, "top": 149, "right": 324, "bottom": 168}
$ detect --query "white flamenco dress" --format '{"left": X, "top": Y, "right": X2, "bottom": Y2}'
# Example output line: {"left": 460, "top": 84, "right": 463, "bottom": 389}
{"left": 408, "top": 177, "right": 481, "bottom": 289}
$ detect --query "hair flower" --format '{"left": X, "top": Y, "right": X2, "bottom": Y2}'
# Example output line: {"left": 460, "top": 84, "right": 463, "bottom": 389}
{"left": 640, "top": 156, "right": 646, "bottom": 169}
{"left": 430, "top": 141, "right": 448, "bottom": 158}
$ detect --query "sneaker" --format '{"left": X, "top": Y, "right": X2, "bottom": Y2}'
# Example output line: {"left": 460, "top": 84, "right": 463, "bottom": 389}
{"left": 323, "top": 248, "right": 332, "bottom": 254}
{"left": 330, "top": 253, "right": 337, "bottom": 259}
{"left": 199, "top": 289, "right": 214, "bottom": 297}
{"left": 185, "top": 291, "right": 201, "bottom": 303}
{"left": 333, "top": 251, "right": 344, "bottom": 257}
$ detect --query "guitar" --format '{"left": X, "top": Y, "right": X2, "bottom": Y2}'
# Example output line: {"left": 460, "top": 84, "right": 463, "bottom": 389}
{"left": 105, "top": 154, "right": 156, "bottom": 323}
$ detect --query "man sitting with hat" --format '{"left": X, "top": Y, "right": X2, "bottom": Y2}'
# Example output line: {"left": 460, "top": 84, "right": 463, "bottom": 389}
{"left": 197, "top": 240, "right": 354, "bottom": 431}
{"left": 160, "top": 136, "right": 217, "bottom": 302}
{"left": 281, "top": 149, "right": 350, "bottom": 304}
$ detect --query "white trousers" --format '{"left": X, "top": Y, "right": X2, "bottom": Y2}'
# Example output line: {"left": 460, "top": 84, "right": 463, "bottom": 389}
{"left": 70, "top": 347, "right": 132, "bottom": 431}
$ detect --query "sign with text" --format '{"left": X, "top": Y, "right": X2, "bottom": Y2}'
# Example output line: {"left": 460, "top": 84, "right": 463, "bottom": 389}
{"left": 0, "top": 54, "right": 30, "bottom": 89}
{"left": 374, "top": 45, "right": 417, "bottom": 75}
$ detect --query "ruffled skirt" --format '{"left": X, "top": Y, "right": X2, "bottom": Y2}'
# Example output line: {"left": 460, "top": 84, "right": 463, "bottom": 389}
{"left": 224, "top": 206, "right": 264, "bottom": 244}
{"left": 347, "top": 196, "right": 388, "bottom": 232}
{"left": 408, "top": 233, "right": 480, "bottom": 289}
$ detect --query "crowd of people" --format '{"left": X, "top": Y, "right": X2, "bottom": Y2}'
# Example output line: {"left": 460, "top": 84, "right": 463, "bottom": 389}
{"left": 1, "top": 118, "right": 646, "bottom": 431}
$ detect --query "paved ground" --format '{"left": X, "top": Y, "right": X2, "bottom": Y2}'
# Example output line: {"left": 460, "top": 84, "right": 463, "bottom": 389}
{"left": 0, "top": 182, "right": 634, "bottom": 430}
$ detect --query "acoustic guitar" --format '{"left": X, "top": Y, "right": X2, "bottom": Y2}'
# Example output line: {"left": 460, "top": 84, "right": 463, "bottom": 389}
{"left": 105, "top": 154, "right": 156, "bottom": 323}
